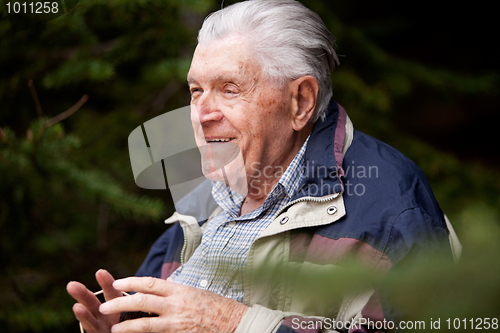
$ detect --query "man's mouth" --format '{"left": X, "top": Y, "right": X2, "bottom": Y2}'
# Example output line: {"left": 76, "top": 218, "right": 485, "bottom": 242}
{"left": 198, "top": 138, "right": 240, "bottom": 175}
{"left": 206, "top": 138, "right": 235, "bottom": 143}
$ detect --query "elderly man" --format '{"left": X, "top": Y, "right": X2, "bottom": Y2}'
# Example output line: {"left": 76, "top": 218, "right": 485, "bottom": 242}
{"left": 67, "top": 0, "right": 460, "bottom": 332}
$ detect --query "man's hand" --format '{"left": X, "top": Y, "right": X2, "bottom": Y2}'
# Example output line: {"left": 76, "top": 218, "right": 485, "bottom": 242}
{"left": 99, "top": 276, "right": 248, "bottom": 333}
{"left": 67, "top": 269, "right": 122, "bottom": 333}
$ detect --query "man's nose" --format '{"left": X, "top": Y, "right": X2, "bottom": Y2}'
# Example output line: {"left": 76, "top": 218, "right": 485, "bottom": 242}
{"left": 194, "top": 91, "right": 224, "bottom": 123}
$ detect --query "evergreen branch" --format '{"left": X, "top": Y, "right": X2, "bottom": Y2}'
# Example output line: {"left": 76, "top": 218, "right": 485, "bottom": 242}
{"left": 52, "top": 160, "right": 165, "bottom": 220}
{"left": 46, "top": 94, "right": 89, "bottom": 127}
{"left": 28, "top": 79, "right": 44, "bottom": 117}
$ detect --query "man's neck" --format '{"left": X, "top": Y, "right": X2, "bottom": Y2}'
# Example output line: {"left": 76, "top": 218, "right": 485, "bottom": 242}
{"left": 239, "top": 127, "right": 312, "bottom": 216}
{"left": 239, "top": 195, "right": 268, "bottom": 216}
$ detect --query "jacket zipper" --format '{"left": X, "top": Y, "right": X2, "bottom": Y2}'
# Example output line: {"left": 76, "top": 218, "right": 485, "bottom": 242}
{"left": 179, "top": 223, "right": 189, "bottom": 265}
{"left": 273, "top": 192, "right": 341, "bottom": 219}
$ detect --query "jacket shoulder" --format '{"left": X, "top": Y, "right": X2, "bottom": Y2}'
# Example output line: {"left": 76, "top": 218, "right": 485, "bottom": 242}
{"left": 343, "top": 129, "right": 444, "bottom": 219}
{"left": 315, "top": 130, "right": 449, "bottom": 263}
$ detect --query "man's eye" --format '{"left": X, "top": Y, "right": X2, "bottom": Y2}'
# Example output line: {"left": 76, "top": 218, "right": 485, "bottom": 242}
{"left": 190, "top": 88, "right": 202, "bottom": 96}
{"left": 223, "top": 86, "right": 238, "bottom": 95}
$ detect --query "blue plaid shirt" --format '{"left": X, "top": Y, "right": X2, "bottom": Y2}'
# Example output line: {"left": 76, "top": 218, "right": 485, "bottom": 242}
{"left": 171, "top": 138, "right": 309, "bottom": 302}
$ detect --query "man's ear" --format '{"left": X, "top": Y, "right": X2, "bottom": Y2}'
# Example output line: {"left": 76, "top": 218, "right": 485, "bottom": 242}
{"left": 290, "top": 76, "right": 319, "bottom": 131}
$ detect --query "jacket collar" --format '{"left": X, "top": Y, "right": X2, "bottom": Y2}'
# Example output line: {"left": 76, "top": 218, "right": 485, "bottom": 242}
{"left": 291, "top": 100, "right": 348, "bottom": 201}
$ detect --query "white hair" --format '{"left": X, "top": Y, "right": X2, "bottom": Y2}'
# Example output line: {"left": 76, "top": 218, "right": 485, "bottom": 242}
{"left": 197, "top": 0, "right": 339, "bottom": 122}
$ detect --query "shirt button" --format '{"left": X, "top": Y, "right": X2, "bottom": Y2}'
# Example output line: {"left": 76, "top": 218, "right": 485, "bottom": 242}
{"left": 228, "top": 221, "right": 236, "bottom": 227}
{"left": 199, "top": 279, "right": 208, "bottom": 288}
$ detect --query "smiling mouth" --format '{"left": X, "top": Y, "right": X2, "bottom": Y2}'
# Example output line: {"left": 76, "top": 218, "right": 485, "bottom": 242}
{"left": 206, "top": 138, "right": 235, "bottom": 143}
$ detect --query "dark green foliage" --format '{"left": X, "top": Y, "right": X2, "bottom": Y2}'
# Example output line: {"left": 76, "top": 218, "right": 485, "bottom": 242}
{"left": 0, "top": 118, "right": 166, "bottom": 332}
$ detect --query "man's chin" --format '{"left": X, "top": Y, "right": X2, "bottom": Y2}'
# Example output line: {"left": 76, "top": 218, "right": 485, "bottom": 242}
{"left": 202, "top": 168, "right": 226, "bottom": 183}
{"left": 201, "top": 162, "right": 248, "bottom": 196}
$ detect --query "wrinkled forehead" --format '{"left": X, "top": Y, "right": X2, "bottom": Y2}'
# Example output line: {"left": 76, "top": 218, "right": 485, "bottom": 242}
{"left": 187, "top": 35, "right": 264, "bottom": 83}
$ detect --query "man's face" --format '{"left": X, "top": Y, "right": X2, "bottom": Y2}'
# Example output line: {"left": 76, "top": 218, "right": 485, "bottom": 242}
{"left": 188, "top": 35, "right": 298, "bottom": 193}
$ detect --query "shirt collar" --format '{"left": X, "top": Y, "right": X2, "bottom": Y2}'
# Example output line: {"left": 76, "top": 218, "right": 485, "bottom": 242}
{"left": 278, "top": 134, "right": 309, "bottom": 199}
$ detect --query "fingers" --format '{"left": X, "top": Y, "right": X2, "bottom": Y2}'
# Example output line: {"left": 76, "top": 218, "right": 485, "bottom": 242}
{"left": 96, "top": 269, "right": 123, "bottom": 301}
{"left": 112, "top": 276, "right": 172, "bottom": 296}
{"left": 100, "top": 292, "right": 168, "bottom": 315}
{"left": 67, "top": 271, "right": 123, "bottom": 333}
{"left": 108, "top": 317, "right": 166, "bottom": 333}
{"left": 67, "top": 280, "right": 102, "bottom": 319}
{"left": 72, "top": 303, "right": 100, "bottom": 333}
